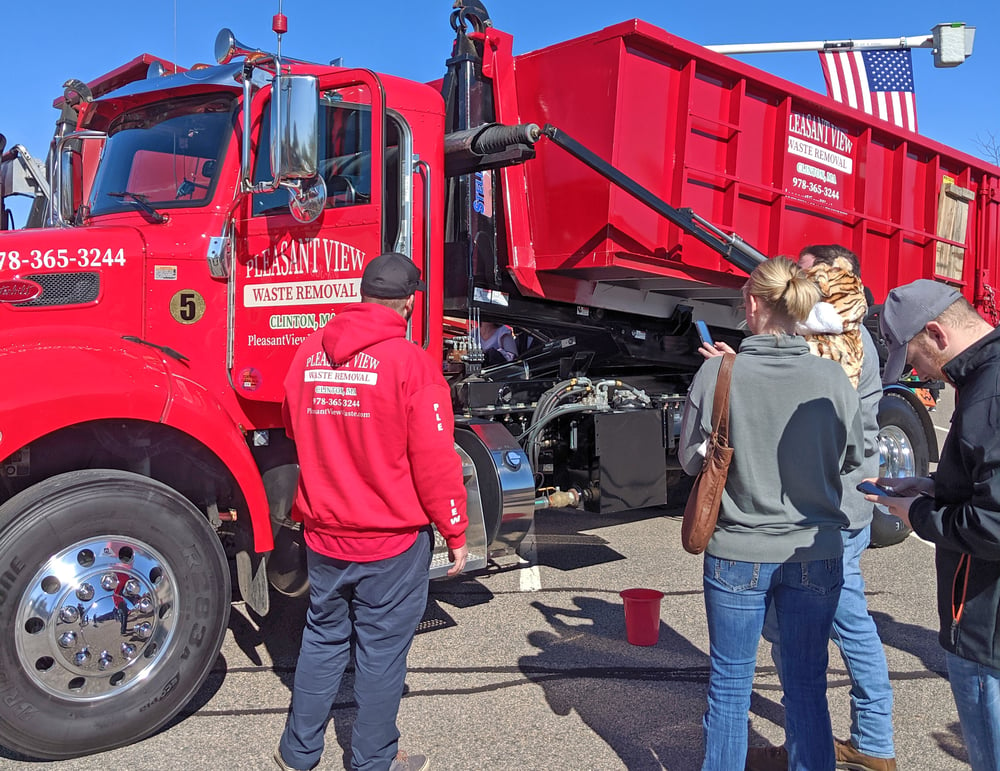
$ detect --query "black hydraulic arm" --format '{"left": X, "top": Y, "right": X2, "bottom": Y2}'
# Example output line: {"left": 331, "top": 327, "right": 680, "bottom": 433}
{"left": 542, "top": 124, "right": 766, "bottom": 274}
{"left": 444, "top": 122, "right": 541, "bottom": 177}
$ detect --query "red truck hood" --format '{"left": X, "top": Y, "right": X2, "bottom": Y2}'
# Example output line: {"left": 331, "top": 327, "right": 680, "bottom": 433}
{"left": 0, "top": 225, "right": 146, "bottom": 304}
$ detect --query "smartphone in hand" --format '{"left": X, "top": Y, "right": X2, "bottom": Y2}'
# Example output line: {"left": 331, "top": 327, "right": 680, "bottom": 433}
{"left": 695, "top": 320, "right": 714, "bottom": 346}
{"left": 856, "top": 480, "right": 903, "bottom": 497}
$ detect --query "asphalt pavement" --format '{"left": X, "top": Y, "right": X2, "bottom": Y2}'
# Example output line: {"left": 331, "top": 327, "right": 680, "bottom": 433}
{"left": 0, "top": 391, "right": 967, "bottom": 770}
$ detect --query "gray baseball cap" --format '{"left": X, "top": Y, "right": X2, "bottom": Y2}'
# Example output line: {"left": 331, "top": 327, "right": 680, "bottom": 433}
{"left": 880, "top": 279, "right": 962, "bottom": 384}
{"left": 360, "top": 252, "right": 425, "bottom": 299}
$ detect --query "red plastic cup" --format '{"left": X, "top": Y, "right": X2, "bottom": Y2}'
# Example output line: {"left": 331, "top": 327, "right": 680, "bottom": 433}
{"left": 619, "top": 588, "right": 664, "bottom": 646}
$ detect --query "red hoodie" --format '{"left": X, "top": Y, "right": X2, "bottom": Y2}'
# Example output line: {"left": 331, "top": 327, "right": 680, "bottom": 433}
{"left": 282, "top": 302, "right": 467, "bottom": 561}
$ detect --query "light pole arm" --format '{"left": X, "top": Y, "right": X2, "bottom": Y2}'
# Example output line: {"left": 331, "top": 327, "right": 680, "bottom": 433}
{"left": 705, "top": 22, "right": 975, "bottom": 67}
{"left": 706, "top": 35, "right": 934, "bottom": 55}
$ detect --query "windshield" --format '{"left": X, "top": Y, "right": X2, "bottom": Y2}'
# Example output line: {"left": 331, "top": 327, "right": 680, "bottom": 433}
{"left": 89, "top": 92, "right": 236, "bottom": 217}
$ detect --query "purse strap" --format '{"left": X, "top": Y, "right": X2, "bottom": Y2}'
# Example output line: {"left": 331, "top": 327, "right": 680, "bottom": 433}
{"left": 711, "top": 353, "right": 735, "bottom": 445}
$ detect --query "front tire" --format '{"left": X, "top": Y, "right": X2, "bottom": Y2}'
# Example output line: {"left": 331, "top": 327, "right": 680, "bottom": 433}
{"left": 0, "top": 470, "right": 230, "bottom": 759}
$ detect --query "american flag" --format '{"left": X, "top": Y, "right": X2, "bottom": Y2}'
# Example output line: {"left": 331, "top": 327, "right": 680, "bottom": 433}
{"left": 819, "top": 48, "right": 918, "bottom": 132}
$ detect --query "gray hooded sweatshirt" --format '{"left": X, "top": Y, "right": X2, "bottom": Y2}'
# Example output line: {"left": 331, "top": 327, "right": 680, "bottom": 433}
{"left": 679, "top": 334, "right": 863, "bottom": 563}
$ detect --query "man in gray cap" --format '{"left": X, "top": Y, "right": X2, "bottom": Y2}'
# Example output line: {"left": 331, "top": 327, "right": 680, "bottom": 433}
{"left": 276, "top": 251, "right": 468, "bottom": 771}
{"left": 866, "top": 278, "right": 1000, "bottom": 771}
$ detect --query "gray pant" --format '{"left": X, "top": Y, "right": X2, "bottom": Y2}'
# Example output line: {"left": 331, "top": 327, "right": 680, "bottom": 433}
{"left": 279, "top": 530, "right": 432, "bottom": 770}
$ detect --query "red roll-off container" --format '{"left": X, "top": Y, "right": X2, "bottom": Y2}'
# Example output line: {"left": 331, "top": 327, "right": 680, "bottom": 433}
{"left": 505, "top": 19, "right": 1000, "bottom": 310}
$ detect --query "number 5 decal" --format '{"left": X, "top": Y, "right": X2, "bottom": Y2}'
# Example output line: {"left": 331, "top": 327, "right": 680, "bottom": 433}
{"left": 169, "top": 290, "right": 206, "bottom": 324}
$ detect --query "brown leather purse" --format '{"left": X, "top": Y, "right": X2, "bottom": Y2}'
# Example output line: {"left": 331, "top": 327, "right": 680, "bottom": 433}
{"left": 681, "top": 353, "right": 735, "bottom": 554}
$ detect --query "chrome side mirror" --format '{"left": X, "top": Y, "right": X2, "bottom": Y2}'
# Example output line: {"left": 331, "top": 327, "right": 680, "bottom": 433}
{"left": 57, "top": 148, "right": 76, "bottom": 224}
{"left": 271, "top": 74, "right": 322, "bottom": 223}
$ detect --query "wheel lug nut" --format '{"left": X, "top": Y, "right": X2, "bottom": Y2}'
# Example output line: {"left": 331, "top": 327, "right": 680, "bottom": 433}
{"left": 137, "top": 596, "right": 153, "bottom": 613}
{"left": 76, "top": 583, "right": 94, "bottom": 601}
{"left": 124, "top": 579, "right": 141, "bottom": 598}
{"left": 59, "top": 606, "right": 80, "bottom": 623}
{"left": 121, "top": 643, "right": 136, "bottom": 658}
{"left": 75, "top": 648, "right": 91, "bottom": 665}
{"left": 58, "top": 632, "right": 77, "bottom": 648}
{"left": 101, "top": 574, "right": 118, "bottom": 591}
{"left": 135, "top": 622, "right": 152, "bottom": 640}
{"left": 98, "top": 652, "right": 113, "bottom": 670}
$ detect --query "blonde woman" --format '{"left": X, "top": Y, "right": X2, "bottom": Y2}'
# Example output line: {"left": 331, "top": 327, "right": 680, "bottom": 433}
{"left": 679, "top": 257, "right": 864, "bottom": 770}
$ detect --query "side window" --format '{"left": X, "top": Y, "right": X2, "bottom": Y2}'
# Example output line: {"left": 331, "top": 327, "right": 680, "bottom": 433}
{"left": 252, "top": 96, "right": 373, "bottom": 217}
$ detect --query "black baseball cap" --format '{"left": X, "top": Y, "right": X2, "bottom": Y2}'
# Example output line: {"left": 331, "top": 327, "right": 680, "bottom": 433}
{"left": 359, "top": 252, "right": 425, "bottom": 299}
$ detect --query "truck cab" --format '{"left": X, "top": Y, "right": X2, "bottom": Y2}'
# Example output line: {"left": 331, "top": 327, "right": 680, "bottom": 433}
{"left": 0, "top": 22, "right": 534, "bottom": 760}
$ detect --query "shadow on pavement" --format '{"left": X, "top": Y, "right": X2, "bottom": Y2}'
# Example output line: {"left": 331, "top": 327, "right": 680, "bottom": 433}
{"left": 870, "top": 610, "right": 948, "bottom": 678}
{"left": 529, "top": 505, "right": 678, "bottom": 572}
{"left": 931, "top": 721, "right": 970, "bottom": 766}
{"left": 870, "top": 610, "right": 968, "bottom": 765}
{"left": 518, "top": 593, "right": 709, "bottom": 769}
{"left": 218, "top": 570, "right": 497, "bottom": 767}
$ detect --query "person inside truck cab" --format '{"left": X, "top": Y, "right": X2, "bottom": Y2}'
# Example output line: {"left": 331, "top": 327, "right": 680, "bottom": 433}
{"left": 443, "top": 320, "right": 521, "bottom": 369}
{"left": 479, "top": 321, "right": 518, "bottom": 365}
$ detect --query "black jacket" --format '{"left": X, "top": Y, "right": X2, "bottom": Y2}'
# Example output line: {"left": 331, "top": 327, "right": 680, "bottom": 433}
{"left": 910, "top": 326, "right": 1000, "bottom": 668}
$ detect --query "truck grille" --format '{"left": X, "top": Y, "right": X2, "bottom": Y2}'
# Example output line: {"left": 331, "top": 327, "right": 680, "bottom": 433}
{"left": 16, "top": 272, "right": 100, "bottom": 307}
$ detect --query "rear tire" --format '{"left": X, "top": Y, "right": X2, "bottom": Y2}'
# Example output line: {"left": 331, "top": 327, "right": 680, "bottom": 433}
{"left": 877, "top": 392, "right": 930, "bottom": 479}
{"left": 0, "top": 470, "right": 230, "bottom": 759}
{"left": 873, "top": 394, "right": 926, "bottom": 548}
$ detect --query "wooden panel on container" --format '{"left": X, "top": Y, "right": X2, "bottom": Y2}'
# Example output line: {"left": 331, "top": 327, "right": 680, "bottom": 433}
{"left": 936, "top": 181, "right": 975, "bottom": 281}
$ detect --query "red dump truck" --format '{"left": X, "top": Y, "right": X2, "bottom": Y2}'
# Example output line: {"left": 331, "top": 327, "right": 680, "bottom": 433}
{"left": 1, "top": 1, "right": 997, "bottom": 758}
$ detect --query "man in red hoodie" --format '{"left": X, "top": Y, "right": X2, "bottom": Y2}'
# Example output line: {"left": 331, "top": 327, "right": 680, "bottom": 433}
{"left": 275, "top": 252, "right": 468, "bottom": 771}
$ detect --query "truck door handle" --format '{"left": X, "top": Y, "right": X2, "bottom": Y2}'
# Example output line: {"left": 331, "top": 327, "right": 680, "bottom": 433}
{"left": 415, "top": 158, "right": 432, "bottom": 350}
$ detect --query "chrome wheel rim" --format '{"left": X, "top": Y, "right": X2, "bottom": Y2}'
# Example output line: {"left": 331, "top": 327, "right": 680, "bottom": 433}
{"left": 15, "top": 535, "right": 178, "bottom": 702}
{"left": 878, "top": 425, "right": 917, "bottom": 479}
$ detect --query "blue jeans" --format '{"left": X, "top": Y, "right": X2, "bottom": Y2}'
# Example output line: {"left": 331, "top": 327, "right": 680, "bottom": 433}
{"left": 764, "top": 527, "right": 895, "bottom": 758}
{"left": 279, "top": 530, "right": 432, "bottom": 771}
{"left": 947, "top": 651, "right": 1000, "bottom": 771}
{"left": 702, "top": 554, "right": 842, "bottom": 771}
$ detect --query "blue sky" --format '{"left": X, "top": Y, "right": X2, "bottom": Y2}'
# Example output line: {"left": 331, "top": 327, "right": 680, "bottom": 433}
{"left": 4, "top": 0, "right": 999, "bottom": 222}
